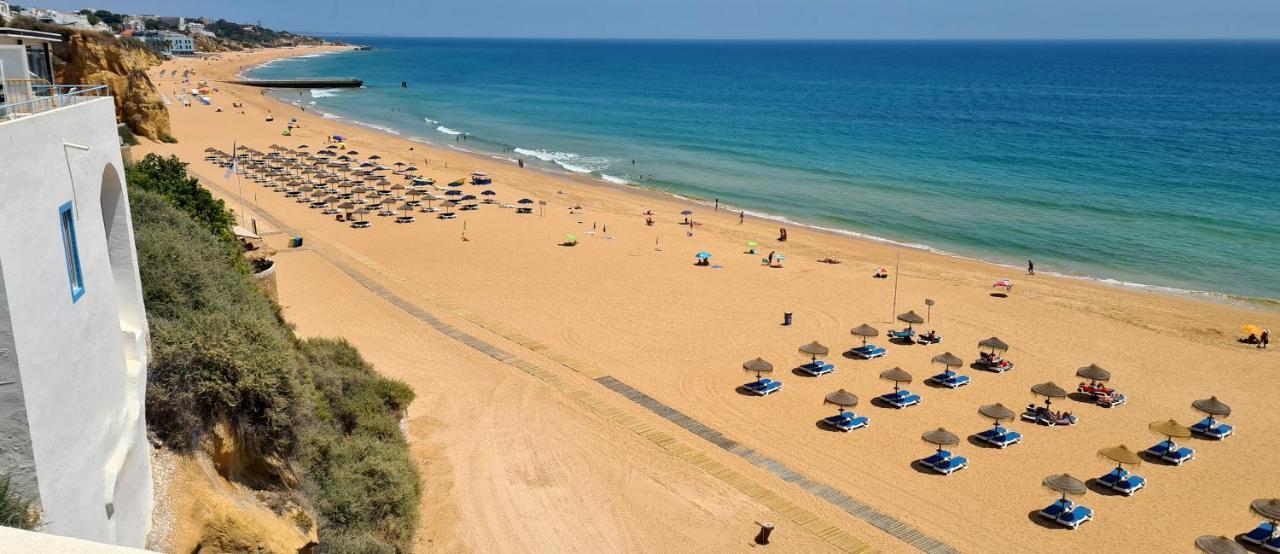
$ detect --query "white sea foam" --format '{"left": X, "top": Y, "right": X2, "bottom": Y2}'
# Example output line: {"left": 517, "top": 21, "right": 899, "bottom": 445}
{"left": 600, "top": 174, "right": 630, "bottom": 185}
{"left": 320, "top": 112, "right": 342, "bottom": 119}
{"left": 408, "top": 136, "right": 434, "bottom": 145}
{"left": 423, "top": 118, "right": 438, "bottom": 125}
{"left": 436, "top": 125, "right": 463, "bottom": 135}
{"left": 513, "top": 147, "right": 610, "bottom": 174}
{"left": 351, "top": 120, "right": 401, "bottom": 135}
{"left": 311, "top": 88, "right": 341, "bottom": 98}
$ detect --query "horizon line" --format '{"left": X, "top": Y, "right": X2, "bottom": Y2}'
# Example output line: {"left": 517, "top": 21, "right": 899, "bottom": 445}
{"left": 300, "top": 33, "right": 1280, "bottom": 42}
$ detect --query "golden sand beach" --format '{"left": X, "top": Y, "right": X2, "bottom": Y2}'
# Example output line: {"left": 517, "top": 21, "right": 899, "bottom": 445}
{"left": 139, "top": 46, "right": 1279, "bottom": 553}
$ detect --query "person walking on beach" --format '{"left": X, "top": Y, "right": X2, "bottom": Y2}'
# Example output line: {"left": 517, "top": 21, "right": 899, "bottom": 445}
{"left": 1028, "top": 260, "right": 1035, "bottom": 275}
{"left": 739, "top": 211, "right": 744, "bottom": 224}
{"left": 1261, "top": 329, "right": 1270, "bottom": 349}
{"left": 715, "top": 198, "right": 719, "bottom": 211}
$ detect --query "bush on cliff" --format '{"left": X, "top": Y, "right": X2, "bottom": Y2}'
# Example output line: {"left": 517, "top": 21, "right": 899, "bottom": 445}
{"left": 129, "top": 159, "right": 420, "bottom": 551}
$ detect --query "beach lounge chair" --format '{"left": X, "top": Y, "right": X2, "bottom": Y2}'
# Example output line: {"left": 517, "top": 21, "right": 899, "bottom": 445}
{"left": 850, "top": 344, "right": 887, "bottom": 359}
{"left": 979, "top": 356, "right": 1014, "bottom": 373}
{"left": 1078, "top": 383, "right": 1115, "bottom": 397}
{"left": 888, "top": 329, "right": 915, "bottom": 341}
{"left": 1056, "top": 505, "right": 1093, "bottom": 529}
{"left": 1146, "top": 441, "right": 1195, "bottom": 465}
{"left": 976, "top": 427, "right": 1022, "bottom": 448}
{"left": 1242, "top": 522, "right": 1276, "bottom": 545}
{"left": 798, "top": 361, "right": 836, "bottom": 377}
{"left": 822, "top": 412, "right": 869, "bottom": 432}
{"left": 1096, "top": 392, "right": 1126, "bottom": 408}
{"left": 395, "top": 216, "right": 416, "bottom": 224}
{"left": 350, "top": 220, "right": 372, "bottom": 229}
{"left": 880, "top": 390, "right": 921, "bottom": 409}
{"left": 1096, "top": 468, "right": 1145, "bottom": 495}
{"left": 920, "top": 450, "right": 951, "bottom": 468}
{"left": 743, "top": 378, "right": 782, "bottom": 396}
{"left": 1190, "top": 417, "right": 1234, "bottom": 440}
{"left": 916, "top": 332, "right": 942, "bottom": 345}
{"left": 1039, "top": 498, "right": 1073, "bottom": 522}
{"left": 926, "top": 370, "right": 970, "bottom": 389}
{"left": 931, "top": 455, "right": 968, "bottom": 475}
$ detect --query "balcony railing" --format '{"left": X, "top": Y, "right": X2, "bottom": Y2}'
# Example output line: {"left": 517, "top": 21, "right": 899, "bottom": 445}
{"left": 0, "top": 81, "right": 111, "bottom": 121}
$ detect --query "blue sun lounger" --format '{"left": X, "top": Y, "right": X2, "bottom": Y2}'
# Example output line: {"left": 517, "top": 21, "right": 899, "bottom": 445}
{"left": 880, "top": 389, "right": 921, "bottom": 409}
{"left": 926, "top": 370, "right": 970, "bottom": 389}
{"left": 1097, "top": 468, "right": 1145, "bottom": 496}
{"left": 920, "top": 450, "right": 952, "bottom": 467}
{"left": 976, "top": 427, "right": 1022, "bottom": 448}
{"left": 1190, "top": 417, "right": 1235, "bottom": 440}
{"left": 1242, "top": 522, "right": 1276, "bottom": 545}
{"left": 1039, "top": 498, "right": 1072, "bottom": 522}
{"left": 743, "top": 378, "right": 782, "bottom": 396}
{"left": 822, "top": 412, "right": 869, "bottom": 432}
{"left": 1056, "top": 505, "right": 1093, "bottom": 529}
{"left": 1147, "top": 441, "right": 1195, "bottom": 465}
{"left": 798, "top": 360, "right": 835, "bottom": 377}
{"left": 888, "top": 329, "right": 915, "bottom": 340}
{"left": 930, "top": 455, "right": 968, "bottom": 475}
{"left": 850, "top": 344, "right": 887, "bottom": 359}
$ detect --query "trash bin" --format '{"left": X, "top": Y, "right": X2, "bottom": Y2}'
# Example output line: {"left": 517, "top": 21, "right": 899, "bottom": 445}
{"left": 291, "top": 236, "right": 303, "bottom": 248}
{"left": 783, "top": 312, "right": 793, "bottom": 326}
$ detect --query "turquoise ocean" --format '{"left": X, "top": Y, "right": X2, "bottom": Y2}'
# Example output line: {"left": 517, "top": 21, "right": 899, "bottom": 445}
{"left": 246, "top": 38, "right": 1280, "bottom": 304}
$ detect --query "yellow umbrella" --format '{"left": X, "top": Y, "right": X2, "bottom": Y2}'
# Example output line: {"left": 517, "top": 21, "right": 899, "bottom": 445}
{"left": 1242, "top": 324, "right": 1263, "bottom": 335}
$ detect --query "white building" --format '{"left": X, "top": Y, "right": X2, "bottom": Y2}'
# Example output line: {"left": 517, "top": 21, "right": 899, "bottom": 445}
{"left": 183, "top": 21, "right": 215, "bottom": 38}
{"left": 0, "top": 28, "right": 153, "bottom": 548}
{"left": 0, "top": 1, "right": 11, "bottom": 21}
{"left": 139, "top": 30, "right": 194, "bottom": 55}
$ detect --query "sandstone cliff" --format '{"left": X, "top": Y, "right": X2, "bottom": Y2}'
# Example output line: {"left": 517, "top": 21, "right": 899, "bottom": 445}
{"left": 54, "top": 32, "right": 172, "bottom": 141}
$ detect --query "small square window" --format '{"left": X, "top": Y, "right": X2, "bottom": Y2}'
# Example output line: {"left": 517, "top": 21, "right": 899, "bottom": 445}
{"left": 59, "top": 202, "right": 85, "bottom": 302}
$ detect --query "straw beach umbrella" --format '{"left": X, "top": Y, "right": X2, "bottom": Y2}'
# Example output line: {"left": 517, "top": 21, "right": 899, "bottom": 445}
{"left": 1194, "top": 536, "right": 1246, "bottom": 554}
{"left": 1192, "top": 396, "right": 1232, "bottom": 429}
{"left": 1043, "top": 473, "right": 1087, "bottom": 501}
{"left": 921, "top": 428, "right": 959, "bottom": 454}
{"left": 978, "top": 337, "right": 1009, "bottom": 354}
{"left": 850, "top": 323, "right": 879, "bottom": 346}
{"left": 1149, "top": 419, "right": 1192, "bottom": 454}
{"left": 1097, "top": 445, "right": 1143, "bottom": 470}
{"left": 743, "top": 357, "right": 774, "bottom": 383}
{"left": 932, "top": 352, "right": 963, "bottom": 369}
{"left": 799, "top": 341, "right": 829, "bottom": 364}
{"left": 1251, "top": 499, "right": 1280, "bottom": 527}
{"left": 880, "top": 367, "right": 913, "bottom": 392}
{"left": 897, "top": 311, "right": 925, "bottom": 329}
{"left": 979, "top": 403, "right": 1015, "bottom": 433}
{"left": 824, "top": 389, "right": 858, "bottom": 415}
{"left": 1031, "top": 381, "right": 1068, "bottom": 408}
{"left": 1076, "top": 363, "right": 1112, "bottom": 384}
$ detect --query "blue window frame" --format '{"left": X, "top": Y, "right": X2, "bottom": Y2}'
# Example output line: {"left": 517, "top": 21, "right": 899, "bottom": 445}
{"left": 58, "top": 202, "right": 85, "bottom": 302}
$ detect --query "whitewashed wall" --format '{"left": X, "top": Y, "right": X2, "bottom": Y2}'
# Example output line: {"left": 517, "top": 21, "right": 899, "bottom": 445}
{"left": 0, "top": 98, "right": 152, "bottom": 546}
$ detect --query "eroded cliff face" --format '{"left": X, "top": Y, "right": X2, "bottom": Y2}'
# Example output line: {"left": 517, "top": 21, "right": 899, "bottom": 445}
{"left": 55, "top": 33, "right": 172, "bottom": 140}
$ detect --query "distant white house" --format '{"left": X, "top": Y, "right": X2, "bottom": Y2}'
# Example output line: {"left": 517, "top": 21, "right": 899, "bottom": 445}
{"left": 183, "top": 21, "right": 215, "bottom": 38}
{"left": 138, "top": 30, "right": 194, "bottom": 55}
{"left": 0, "top": 1, "right": 11, "bottom": 21}
{"left": 0, "top": 27, "right": 153, "bottom": 548}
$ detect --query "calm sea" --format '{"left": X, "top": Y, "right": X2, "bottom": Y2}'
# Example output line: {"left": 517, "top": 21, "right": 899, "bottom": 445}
{"left": 247, "top": 38, "right": 1280, "bottom": 303}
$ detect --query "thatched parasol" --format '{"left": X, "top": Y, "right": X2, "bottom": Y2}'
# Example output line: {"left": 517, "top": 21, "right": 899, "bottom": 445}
{"left": 799, "top": 341, "right": 829, "bottom": 362}
{"left": 1194, "top": 535, "right": 1246, "bottom": 554}
{"left": 1150, "top": 419, "right": 1191, "bottom": 440}
{"left": 931, "top": 352, "right": 963, "bottom": 369}
{"left": 897, "top": 311, "right": 925, "bottom": 327}
{"left": 850, "top": 323, "right": 879, "bottom": 346}
{"left": 1193, "top": 396, "right": 1232, "bottom": 418}
{"left": 824, "top": 389, "right": 858, "bottom": 414}
{"left": 978, "top": 403, "right": 1015, "bottom": 430}
{"left": 743, "top": 357, "right": 774, "bottom": 380}
{"left": 880, "top": 367, "right": 913, "bottom": 391}
{"left": 1031, "top": 381, "right": 1067, "bottom": 407}
{"left": 1076, "top": 363, "right": 1112, "bottom": 383}
{"left": 978, "top": 337, "right": 1009, "bottom": 353}
{"left": 1252, "top": 499, "right": 1280, "bottom": 523}
{"left": 921, "top": 427, "right": 959, "bottom": 453}
{"left": 1043, "top": 473, "right": 1087, "bottom": 499}
{"left": 1097, "top": 445, "right": 1143, "bottom": 469}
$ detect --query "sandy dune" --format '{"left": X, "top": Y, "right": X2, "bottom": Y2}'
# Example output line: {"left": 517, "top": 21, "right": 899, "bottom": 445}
{"left": 138, "top": 47, "right": 1280, "bottom": 553}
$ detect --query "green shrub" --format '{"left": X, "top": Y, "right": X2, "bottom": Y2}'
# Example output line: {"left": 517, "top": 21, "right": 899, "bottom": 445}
{"left": 0, "top": 476, "right": 40, "bottom": 531}
{"left": 130, "top": 161, "right": 419, "bottom": 550}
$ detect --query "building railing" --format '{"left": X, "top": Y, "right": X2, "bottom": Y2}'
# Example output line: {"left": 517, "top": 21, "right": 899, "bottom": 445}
{"left": 0, "top": 81, "right": 111, "bottom": 121}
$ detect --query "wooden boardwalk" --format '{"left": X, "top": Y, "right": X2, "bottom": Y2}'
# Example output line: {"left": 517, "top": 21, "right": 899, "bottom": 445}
{"left": 204, "top": 177, "right": 955, "bottom": 553}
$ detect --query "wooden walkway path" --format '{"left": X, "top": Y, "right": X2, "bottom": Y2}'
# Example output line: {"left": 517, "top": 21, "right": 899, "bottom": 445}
{"left": 203, "top": 177, "right": 956, "bottom": 553}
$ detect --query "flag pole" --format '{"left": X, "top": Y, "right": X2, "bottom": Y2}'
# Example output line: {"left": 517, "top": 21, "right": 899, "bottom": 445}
{"left": 891, "top": 251, "right": 901, "bottom": 322}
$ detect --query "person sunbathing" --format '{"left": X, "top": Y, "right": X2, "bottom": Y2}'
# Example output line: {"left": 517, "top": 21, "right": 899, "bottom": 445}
{"left": 818, "top": 257, "right": 842, "bottom": 264}
{"left": 1241, "top": 333, "right": 1260, "bottom": 344}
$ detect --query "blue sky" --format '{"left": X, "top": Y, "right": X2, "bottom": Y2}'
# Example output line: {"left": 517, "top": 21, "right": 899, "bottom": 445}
{"left": 32, "top": 0, "right": 1280, "bottom": 39}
